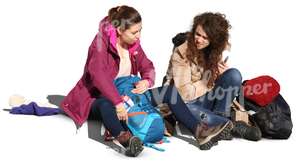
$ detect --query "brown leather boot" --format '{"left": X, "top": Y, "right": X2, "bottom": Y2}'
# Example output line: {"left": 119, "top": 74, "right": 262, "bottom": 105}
{"left": 195, "top": 121, "right": 233, "bottom": 150}
{"left": 116, "top": 131, "right": 144, "bottom": 157}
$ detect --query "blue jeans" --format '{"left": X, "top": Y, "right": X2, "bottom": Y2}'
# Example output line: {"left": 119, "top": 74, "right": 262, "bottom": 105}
{"left": 186, "top": 68, "right": 242, "bottom": 126}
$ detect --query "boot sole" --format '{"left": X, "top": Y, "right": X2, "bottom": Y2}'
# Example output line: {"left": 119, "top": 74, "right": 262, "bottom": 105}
{"left": 125, "top": 136, "right": 144, "bottom": 157}
{"left": 199, "top": 121, "right": 233, "bottom": 150}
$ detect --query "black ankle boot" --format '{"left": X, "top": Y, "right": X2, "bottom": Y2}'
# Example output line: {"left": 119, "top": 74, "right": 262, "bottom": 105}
{"left": 231, "top": 121, "right": 262, "bottom": 141}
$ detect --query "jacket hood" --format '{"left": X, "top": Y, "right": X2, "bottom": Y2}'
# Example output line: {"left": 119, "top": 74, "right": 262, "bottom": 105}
{"left": 98, "top": 16, "right": 140, "bottom": 54}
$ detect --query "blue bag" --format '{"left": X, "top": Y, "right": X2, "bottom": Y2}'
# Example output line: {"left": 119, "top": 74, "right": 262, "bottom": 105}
{"left": 114, "top": 75, "right": 169, "bottom": 151}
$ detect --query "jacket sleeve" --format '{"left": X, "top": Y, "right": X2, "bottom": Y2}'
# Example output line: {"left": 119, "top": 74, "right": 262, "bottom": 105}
{"left": 136, "top": 46, "right": 156, "bottom": 87}
{"left": 87, "top": 35, "right": 123, "bottom": 106}
{"left": 171, "top": 49, "right": 209, "bottom": 102}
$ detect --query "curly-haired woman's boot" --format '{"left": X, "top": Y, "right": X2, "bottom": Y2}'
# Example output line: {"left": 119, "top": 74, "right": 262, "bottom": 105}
{"left": 194, "top": 121, "right": 233, "bottom": 150}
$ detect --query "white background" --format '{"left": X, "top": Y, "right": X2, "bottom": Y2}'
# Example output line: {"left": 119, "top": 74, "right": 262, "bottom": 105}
{"left": 0, "top": 0, "right": 299, "bottom": 163}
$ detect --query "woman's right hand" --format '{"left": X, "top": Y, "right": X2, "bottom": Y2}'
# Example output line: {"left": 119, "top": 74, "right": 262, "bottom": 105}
{"left": 115, "top": 103, "right": 128, "bottom": 121}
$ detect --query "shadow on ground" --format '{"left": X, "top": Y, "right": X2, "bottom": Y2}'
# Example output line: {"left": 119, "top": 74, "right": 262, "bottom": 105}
{"left": 47, "top": 94, "right": 125, "bottom": 154}
{"left": 47, "top": 94, "right": 199, "bottom": 154}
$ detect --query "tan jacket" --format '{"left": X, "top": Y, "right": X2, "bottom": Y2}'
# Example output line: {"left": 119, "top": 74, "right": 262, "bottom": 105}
{"left": 164, "top": 41, "right": 212, "bottom": 102}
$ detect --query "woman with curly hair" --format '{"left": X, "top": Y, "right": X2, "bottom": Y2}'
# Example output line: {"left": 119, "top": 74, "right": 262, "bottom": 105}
{"left": 163, "top": 12, "right": 261, "bottom": 141}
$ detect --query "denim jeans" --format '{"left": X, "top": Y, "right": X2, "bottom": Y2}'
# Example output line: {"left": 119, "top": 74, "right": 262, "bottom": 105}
{"left": 186, "top": 68, "right": 242, "bottom": 126}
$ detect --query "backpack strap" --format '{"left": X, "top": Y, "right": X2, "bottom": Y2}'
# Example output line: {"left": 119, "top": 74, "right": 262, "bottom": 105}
{"left": 163, "top": 136, "right": 170, "bottom": 143}
{"left": 144, "top": 143, "right": 165, "bottom": 152}
{"left": 144, "top": 136, "right": 170, "bottom": 152}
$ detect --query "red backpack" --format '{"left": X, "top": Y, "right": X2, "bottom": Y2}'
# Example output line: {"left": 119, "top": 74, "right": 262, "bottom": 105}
{"left": 243, "top": 75, "right": 280, "bottom": 106}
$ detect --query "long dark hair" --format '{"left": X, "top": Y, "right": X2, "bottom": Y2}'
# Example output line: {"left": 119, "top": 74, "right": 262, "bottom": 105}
{"left": 108, "top": 5, "right": 142, "bottom": 31}
{"left": 186, "top": 12, "right": 231, "bottom": 87}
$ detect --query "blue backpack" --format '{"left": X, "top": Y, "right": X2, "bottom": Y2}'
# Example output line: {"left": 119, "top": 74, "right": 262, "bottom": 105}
{"left": 114, "top": 75, "right": 169, "bottom": 151}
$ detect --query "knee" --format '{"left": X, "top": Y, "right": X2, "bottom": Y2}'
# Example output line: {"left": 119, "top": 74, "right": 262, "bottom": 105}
{"left": 223, "top": 68, "right": 242, "bottom": 87}
{"left": 93, "top": 98, "right": 114, "bottom": 111}
{"left": 154, "top": 85, "right": 182, "bottom": 105}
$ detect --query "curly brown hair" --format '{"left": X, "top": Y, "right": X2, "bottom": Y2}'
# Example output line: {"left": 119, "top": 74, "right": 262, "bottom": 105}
{"left": 186, "top": 12, "right": 231, "bottom": 87}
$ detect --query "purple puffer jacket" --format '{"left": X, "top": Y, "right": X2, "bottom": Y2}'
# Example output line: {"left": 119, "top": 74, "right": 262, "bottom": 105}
{"left": 61, "top": 17, "right": 155, "bottom": 127}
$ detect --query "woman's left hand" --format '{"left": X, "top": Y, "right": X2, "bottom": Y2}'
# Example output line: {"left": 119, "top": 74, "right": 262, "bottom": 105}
{"left": 218, "top": 61, "right": 229, "bottom": 75}
{"left": 131, "top": 80, "right": 149, "bottom": 94}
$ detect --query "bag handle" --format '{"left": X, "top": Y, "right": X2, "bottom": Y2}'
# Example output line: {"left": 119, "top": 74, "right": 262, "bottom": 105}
{"left": 232, "top": 100, "right": 250, "bottom": 124}
{"left": 232, "top": 100, "right": 247, "bottom": 112}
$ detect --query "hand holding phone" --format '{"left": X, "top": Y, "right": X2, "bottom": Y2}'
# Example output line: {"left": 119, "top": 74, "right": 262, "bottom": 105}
{"left": 223, "top": 56, "right": 229, "bottom": 63}
{"left": 219, "top": 56, "right": 229, "bottom": 74}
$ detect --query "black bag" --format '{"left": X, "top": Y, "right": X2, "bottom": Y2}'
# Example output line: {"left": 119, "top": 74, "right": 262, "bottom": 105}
{"left": 243, "top": 94, "right": 293, "bottom": 139}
